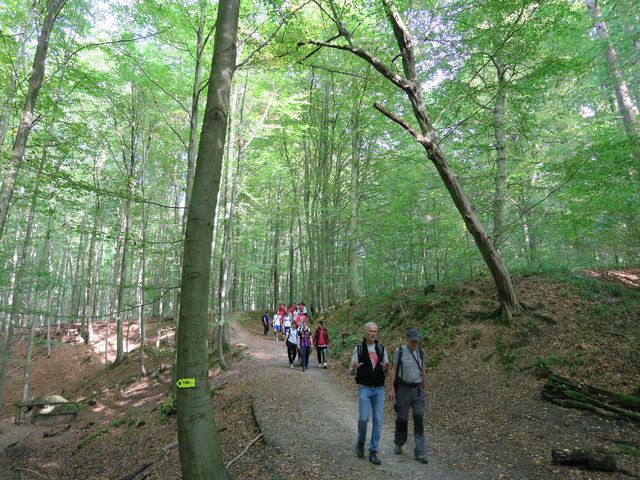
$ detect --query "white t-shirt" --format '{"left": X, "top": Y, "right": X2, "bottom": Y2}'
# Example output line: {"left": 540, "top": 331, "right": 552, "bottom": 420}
{"left": 286, "top": 328, "right": 298, "bottom": 345}
{"left": 273, "top": 314, "right": 281, "bottom": 327}
{"left": 283, "top": 314, "right": 292, "bottom": 328}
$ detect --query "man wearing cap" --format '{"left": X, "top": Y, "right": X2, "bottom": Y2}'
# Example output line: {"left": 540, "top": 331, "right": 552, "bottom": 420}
{"left": 388, "top": 328, "right": 429, "bottom": 464}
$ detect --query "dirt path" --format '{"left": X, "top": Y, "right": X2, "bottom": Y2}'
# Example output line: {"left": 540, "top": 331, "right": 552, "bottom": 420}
{"left": 230, "top": 317, "right": 477, "bottom": 479}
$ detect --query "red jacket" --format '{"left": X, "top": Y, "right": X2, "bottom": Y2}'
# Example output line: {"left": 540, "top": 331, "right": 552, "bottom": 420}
{"left": 313, "top": 327, "right": 331, "bottom": 347}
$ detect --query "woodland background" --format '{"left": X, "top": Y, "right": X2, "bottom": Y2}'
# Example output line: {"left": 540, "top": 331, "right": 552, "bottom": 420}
{"left": 0, "top": 0, "right": 638, "bottom": 405}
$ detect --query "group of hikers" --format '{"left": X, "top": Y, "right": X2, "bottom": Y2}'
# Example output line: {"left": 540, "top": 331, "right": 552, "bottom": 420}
{"left": 261, "top": 308, "right": 428, "bottom": 466}
{"left": 350, "top": 323, "right": 428, "bottom": 466}
{"left": 261, "top": 303, "right": 330, "bottom": 371}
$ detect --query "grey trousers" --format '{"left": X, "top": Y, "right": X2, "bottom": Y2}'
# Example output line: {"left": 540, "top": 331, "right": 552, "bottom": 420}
{"left": 394, "top": 383, "right": 426, "bottom": 456}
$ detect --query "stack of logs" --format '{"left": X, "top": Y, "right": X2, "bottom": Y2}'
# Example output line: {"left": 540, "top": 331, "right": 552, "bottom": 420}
{"left": 542, "top": 374, "right": 640, "bottom": 472}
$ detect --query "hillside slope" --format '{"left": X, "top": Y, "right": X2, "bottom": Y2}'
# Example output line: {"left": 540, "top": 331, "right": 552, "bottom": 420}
{"left": 319, "top": 269, "right": 640, "bottom": 478}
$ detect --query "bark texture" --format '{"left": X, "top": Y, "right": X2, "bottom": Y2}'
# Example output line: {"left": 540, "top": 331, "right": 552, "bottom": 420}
{"left": 176, "top": 0, "right": 240, "bottom": 477}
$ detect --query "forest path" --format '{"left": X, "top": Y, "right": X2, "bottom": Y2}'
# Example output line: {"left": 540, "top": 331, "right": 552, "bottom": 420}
{"left": 229, "top": 315, "right": 477, "bottom": 479}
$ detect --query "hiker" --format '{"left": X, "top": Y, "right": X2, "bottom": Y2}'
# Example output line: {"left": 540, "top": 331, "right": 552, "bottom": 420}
{"left": 272, "top": 311, "right": 282, "bottom": 341}
{"left": 261, "top": 311, "right": 270, "bottom": 336}
{"left": 350, "top": 322, "right": 389, "bottom": 465}
{"left": 285, "top": 322, "right": 299, "bottom": 368}
{"left": 283, "top": 310, "right": 292, "bottom": 338}
{"left": 297, "top": 319, "right": 313, "bottom": 372}
{"left": 388, "top": 328, "right": 428, "bottom": 464}
{"left": 313, "top": 321, "right": 332, "bottom": 368}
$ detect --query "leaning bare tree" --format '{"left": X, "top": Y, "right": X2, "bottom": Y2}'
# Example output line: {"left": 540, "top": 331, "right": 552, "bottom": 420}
{"left": 304, "top": 0, "right": 521, "bottom": 321}
{"left": 175, "top": 0, "right": 240, "bottom": 478}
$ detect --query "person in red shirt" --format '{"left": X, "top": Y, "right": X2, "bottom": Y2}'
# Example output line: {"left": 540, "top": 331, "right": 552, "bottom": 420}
{"left": 313, "top": 321, "right": 332, "bottom": 368}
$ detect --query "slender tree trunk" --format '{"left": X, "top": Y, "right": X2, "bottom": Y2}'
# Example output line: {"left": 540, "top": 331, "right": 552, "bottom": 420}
{"left": 0, "top": 0, "right": 66, "bottom": 239}
{"left": 0, "top": 23, "right": 30, "bottom": 149}
{"left": 0, "top": 208, "right": 23, "bottom": 412}
{"left": 45, "top": 215, "right": 54, "bottom": 358}
{"left": 183, "top": 1, "right": 207, "bottom": 227}
{"left": 585, "top": 0, "right": 639, "bottom": 138}
{"left": 115, "top": 99, "right": 137, "bottom": 364}
{"left": 347, "top": 78, "right": 362, "bottom": 298}
{"left": 176, "top": 0, "right": 239, "bottom": 477}
{"left": 83, "top": 197, "right": 100, "bottom": 344}
{"left": 492, "top": 59, "right": 508, "bottom": 247}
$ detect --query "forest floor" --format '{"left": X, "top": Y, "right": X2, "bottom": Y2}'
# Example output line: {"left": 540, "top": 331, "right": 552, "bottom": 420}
{"left": 0, "top": 269, "right": 639, "bottom": 479}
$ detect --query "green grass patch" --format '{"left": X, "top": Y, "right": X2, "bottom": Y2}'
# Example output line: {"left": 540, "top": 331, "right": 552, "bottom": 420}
{"left": 159, "top": 394, "right": 176, "bottom": 421}
{"left": 110, "top": 417, "right": 128, "bottom": 428}
{"left": 616, "top": 443, "right": 640, "bottom": 458}
{"left": 78, "top": 427, "right": 109, "bottom": 449}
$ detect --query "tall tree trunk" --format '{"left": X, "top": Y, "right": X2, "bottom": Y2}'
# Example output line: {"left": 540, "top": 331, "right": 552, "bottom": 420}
{"left": 585, "top": 0, "right": 639, "bottom": 138}
{"left": 115, "top": 91, "right": 138, "bottom": 365}
{"left": 347, "top": 77, "right": 363, "bottom": 298}
{"left": 176, "top": 0, "right": 239, "bottom": 477}
{"left": 0, "top": 22, "right": 30, "bottom": 149}
{"left": 83, "top": 183, "right": 102, "bottom": 344}
{"left": 0, "top": 0, "right": 65, "bottom": 239}
{"left": 492, "top": 58, "right": 508, "bottom": 247}
{"left": 0, "top": 208, "right": 23, "bottom": 412}
{"left": 183, "top": 0, "right": 207, "bottom": 226}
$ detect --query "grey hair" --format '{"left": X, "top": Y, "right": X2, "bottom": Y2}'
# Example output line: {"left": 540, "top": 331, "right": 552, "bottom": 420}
{"left": 364, "top": 322, "right": 378, "bottom": 332}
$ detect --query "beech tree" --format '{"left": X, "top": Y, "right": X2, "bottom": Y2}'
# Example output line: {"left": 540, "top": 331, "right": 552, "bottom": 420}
{"left": 175, "top": 0, "right": 240, "bottom": 477}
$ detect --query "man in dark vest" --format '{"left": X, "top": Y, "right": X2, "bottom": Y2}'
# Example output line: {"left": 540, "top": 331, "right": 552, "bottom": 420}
{"left": 388, "top": 328, "right": 428, "bottom": 464}
{"left": 349, "top": 322, "right": 389, "bottom": 465}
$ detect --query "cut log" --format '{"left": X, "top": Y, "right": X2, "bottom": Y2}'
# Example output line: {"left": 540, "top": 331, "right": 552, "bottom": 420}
{"left": 542, "top": 374, "right": 640, "bottom": 423}
{"left": 552, "top": 448, "right": 616, "bottom": 472}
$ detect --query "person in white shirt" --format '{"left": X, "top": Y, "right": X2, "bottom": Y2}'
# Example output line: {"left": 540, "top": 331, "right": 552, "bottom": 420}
{"left": 285, "top": 325, "right": 298, "bottom": 368}
{"left": 272, "top": 313, "right": 282, "bottom": 341}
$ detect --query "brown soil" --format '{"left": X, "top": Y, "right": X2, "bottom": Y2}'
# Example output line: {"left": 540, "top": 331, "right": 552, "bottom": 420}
{"left": 1, "top": 271, "right": 639, "bottom": 479}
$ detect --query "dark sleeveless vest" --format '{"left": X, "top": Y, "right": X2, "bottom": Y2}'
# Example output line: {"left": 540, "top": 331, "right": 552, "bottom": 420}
{"left": 355, "top": 339, "right": 386, "bottom": 387}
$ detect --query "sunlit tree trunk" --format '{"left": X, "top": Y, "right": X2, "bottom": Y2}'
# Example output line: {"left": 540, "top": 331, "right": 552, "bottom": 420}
{"left": 0, "top": 19, "right": 31, "bottom": 150}
{"left": 585, "top": 0, "right": 639, "bottom": 138}
{"left": 0, "top": 0, "right": 66, "bottom": 239}
{"left": 492, "top": 58, "right": 508, "bottom": 247}
{"left": 0, "top": 208, "right": 23, "bottom": 413}
{"left": 115, "top": 89, "right": 139, "bottom": 365}
{"left": 347, "top": 76, "right": 363, "bottom": 298}
{"left": 176, "top": 0, "right": 239, "bottom": 476}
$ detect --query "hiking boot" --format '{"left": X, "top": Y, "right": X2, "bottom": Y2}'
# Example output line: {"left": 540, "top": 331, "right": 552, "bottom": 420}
{"left": 414, "top": 454, "right": 429, "bottom": 464}
{"left": 356, "top": 442, "right": 365, "bottom": 458}
{"left": 394, "top": 444, "right": 402, "bottom": 455}
{"left": 369, "top": 451, "right": 381, "bottom": 465}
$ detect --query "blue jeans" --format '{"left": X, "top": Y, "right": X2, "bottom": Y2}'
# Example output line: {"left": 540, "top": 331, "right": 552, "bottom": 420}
{"left": 357, "top": 385, "right": 384, "bottom": 453}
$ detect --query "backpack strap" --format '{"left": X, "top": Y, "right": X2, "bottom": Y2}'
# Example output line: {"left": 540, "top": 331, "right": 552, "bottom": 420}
{"left": 397, "top": 346, "right": 404, "bottom": 382}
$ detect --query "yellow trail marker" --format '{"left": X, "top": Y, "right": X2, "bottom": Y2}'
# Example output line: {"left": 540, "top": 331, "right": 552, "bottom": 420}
{"left": 176, "top": 378, "right": 196, "bottom": 388}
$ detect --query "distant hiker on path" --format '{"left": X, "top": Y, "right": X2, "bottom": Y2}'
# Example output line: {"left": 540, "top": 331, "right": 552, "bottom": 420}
{"left": 285, "top": 323, "right": 298, "bottom": 368}
{"left": 283, "top": 310, "right": 293, "bottom": 336}
{"left": 297, "top": 319, "right": 313, "bottom": 371}
{"left": 350, "top": 322, "right": 389, "bottom": 465}
{"left": 313, "top": 321, "right": 332, "bottom": 368}
{"left": 272, "top": 311, "right": 281, "bottom": 341}
{"left": 262, "top": 311, "right": 270, "bottom": 336}
{"left": 389, "top": 328, "right": 429, "bottom": 464}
